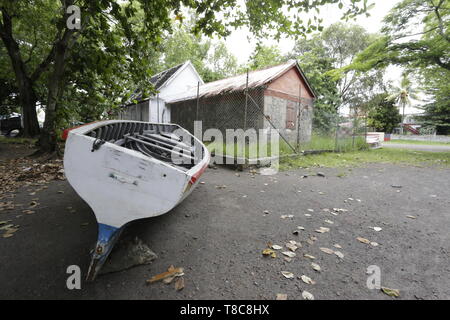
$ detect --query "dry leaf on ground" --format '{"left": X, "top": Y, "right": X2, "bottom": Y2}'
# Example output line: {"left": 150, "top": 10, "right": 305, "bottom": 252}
{"left": 319, "top": 247, "right": 334, "bottom": 254}
{"left": 315, "top": 227, "right": 330, "bottom": 233}
{"left": 381, "top": 287, "right": 400, "bottom": 297}
{"left": 282, "top": 251, "right": 296, "bottom": 258}
{"left": 146, "top": 265, "right": 184, "bottom": 284}
{"left": 311, "top": 263, "right": 321, "bottom": 272}
{"left": 300, "top": 275, "right": 316, "bottom": 285}
{"left": 262, "top": 248, "right": 276, "bottom": 258}
{"left": 174, "top": 277, "right": 185, "bottom": 291}
{"left": 357, "top": 237, "right": 371, "bottom": 244}
{"left": 276, "top": 293, "right": 287, "bottom": 300}
{"left": 281, "top": 271, "right": 294, "bottom": 279}
{"left": 302, "top": 291, "right": 314, "bottom": 300}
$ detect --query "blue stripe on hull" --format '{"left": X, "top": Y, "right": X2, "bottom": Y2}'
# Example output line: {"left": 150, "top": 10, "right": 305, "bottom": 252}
{"left": 97, "top": 223, "right": 119, "bottom": 244}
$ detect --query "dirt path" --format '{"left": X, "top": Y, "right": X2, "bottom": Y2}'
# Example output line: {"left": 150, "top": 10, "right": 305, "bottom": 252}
{"left": 1, "top": 144, "right": 449, "bottom": 299}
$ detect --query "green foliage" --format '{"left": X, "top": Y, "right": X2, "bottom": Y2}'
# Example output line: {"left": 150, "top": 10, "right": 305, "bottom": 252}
{"left": 246, "top": 43, "right": 286, "bottom": 70}
{"left": 347, "top": 0, "right": 450, "bottom": 134}
{"left": 289, "top": 23, "right": 385, "bottom": 133}
{"left": 160, "top": 22, "right": 238, "bottom": 82}
{"left": 0, "top": 0, "right": 373, "bottom": 150}
{"left": 367, "top": 94, "right": 402, "bottom": 133}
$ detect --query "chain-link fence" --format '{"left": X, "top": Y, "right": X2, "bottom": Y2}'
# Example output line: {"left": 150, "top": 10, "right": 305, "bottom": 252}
{"left": 167, "top": 70, "right": 370, "bottom": 161}
{"left": 304, "top": 106, "right": 369, "bottom": 154}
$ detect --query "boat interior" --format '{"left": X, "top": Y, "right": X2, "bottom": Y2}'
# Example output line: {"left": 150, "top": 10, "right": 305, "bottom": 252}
{"left": 85, "top": 122, "right": 203, "bottom": 170}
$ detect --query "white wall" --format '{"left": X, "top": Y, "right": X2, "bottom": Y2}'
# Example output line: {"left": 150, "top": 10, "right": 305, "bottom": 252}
{"left": 147, "top": 62, "right": 202, "bottom": 123}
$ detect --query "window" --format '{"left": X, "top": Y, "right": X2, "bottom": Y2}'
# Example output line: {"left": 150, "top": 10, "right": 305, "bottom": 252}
{"left": 286, "top": 101, "right": 296, "bottom": 129}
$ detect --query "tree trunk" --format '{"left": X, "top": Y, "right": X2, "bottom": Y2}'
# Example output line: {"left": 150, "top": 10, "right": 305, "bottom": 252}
{"left": 0, "top": 9, "right": 40, "bottom": 137}
{"left": 18, "top": 77, "right": 40, "bottom": 137}
{"left": 38, "top": 39, "right": 70, "bottom": 153}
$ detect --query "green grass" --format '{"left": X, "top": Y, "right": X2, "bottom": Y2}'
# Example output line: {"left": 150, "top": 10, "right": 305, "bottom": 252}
{"left": 385, "top": 139, "right": 450, "bottom": 146}
{"left": 0, "top": 136, "right": 37, "bottom": 145}
{"left": 300, "top": 135, "right": 368, "bottom": 153}
{"left": 280, "top": 148, "right": 450, "bottom": 170}
{"left": 206, "top": 134, "right": 368, "bottom": 159}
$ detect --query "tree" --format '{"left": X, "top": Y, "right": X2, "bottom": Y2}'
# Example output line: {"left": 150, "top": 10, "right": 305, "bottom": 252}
{"left": 246, "top": 43, "right": 285, "bottom": 70}
{"left": 367, "top": 93, "right": 402, "bottom": 133}
{"left": 386, "top": 75, "right": 418, "bottom": 133}
{"left": 160, "top": 22, "right": 237, "bottom": 82}
{"left": 417, "top": 66, "right": 450, "bottom": 134}
{"left": 347, "top": 0, "right": 450, "bottom": 134}
{"left": 290, "top": 23, "right": 386, "bottom": 133}
{"left": 288, "top": 41, "right": 340, "bottom": 133}
{"left": 0, "top": 0, "right": 371, "bottom": 153}
{"left": 0, "top": 1, "right": 59, "bottom": 136}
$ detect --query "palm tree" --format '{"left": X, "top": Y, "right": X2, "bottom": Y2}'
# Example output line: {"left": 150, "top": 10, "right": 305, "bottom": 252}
{"left": 387, "top": 75, "right": 418, "bottom": 134}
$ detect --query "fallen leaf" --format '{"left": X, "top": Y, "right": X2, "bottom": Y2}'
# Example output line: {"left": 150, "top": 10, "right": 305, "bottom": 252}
{"left": 304, "top": 214, "right": 311, "bottom": 217}
{"left": 311, "top": 263, "right": 321, "bottom": 272}
{"left": 262, "top": 248, "right": 276, "bottom": 258}
{"left": 174, "top": 277, "right": 185, "bottom": 291}
{"left": 373, "top": 227, "right": 382, "bottom": 232}
{"left": 381, "top": 287, "right": 400, "bottom": 297}
{"left": 285, "top": 242, "right": 298, "bottom": 252}
{"left": 276, "top": 293, "right": 287, "bottom": 300}
{"left": 300, "top": 275, "right": 316, "bottom": 285}
{"left": 281, "top": 271, "right": 294, "bottom": 279}
{"left": 304, "top": 254, "right": 316, "bottom": 260}
{"left": 302, "top": 291, "right": 314, "bottom": 300}
{"left": 357, "top": 237, "right": 371, "bottom": 244}
{"left": 307, "top": 209, "right": 314, "bottom": 212}
{"left": 333, "top": 244, "right": 342, "bottom": 249}
{"left": 320, "top": 247, "right": 334, "bottom": 254}
{"left": 163, "top": 276, "right": 176, "bottom": 284}
{"left": 315, "top": 227, "right": 330, "bottom": 233}
{"left": 324, "top": 219, "right": 334, "bottom": 224}
{"left": 297, "top": 226, "right": 305, "bottom": 230}
{"left": 370, "top": 242, "right": 379, "bottom": 247}
{"left": 282, "top": 251, "right": 296, "bottom": 258}
{"left": 334, "top": 251, "right": 344, "bottom": 259}
{"left": 271, "top": 245, "right": 283, "bottom": 250}
{"left": 406, "top": 215, "right": 417, "bottom": 219}
{"left": 147, "top": 266, "right": 184, "bottom": 284}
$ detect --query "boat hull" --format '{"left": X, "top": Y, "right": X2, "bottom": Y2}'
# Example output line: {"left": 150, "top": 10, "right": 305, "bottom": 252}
{"left": 63, "top": 120, "right": 209, "bottom": 279}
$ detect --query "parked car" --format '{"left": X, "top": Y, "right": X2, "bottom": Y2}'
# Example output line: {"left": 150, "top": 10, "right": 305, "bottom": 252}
{"left": 0, "top": 114, "right": 22, "bottom": 136}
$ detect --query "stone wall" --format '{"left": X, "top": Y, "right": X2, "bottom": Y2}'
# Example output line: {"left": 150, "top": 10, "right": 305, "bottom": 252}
{"left": 263, "top": 95, "right": 313, "bottom": 143}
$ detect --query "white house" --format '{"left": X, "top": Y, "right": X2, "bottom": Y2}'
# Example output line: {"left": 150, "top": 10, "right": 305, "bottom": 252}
{"left": 119, "top": 61, "right": 203, "bottom": 123}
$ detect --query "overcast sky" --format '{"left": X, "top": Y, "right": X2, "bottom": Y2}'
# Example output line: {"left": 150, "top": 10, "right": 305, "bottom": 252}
{"left": 218, "top": 0, "right": 423, "bottom": 114}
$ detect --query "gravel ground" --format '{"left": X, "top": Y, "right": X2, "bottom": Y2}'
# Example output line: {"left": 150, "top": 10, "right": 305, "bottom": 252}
{"left": 1, "top": 144, "right": 449, "bottom": 300}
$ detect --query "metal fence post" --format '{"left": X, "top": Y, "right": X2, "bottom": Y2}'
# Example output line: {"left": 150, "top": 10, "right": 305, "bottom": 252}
{"left": 334, "top": 111, "right": 339, "bottom": 152}
{"left": 352, "top": 107, "right": 356, "bottom": 149}
{"left": 296, "top": 85, "right": 302, "bottom": 151}
{"left": 196, "top": 81, "right": 200, "bottom": 121}
{"left": 244, "top": 69, "right": 249, "bottom": 131}
{"left": 156, "top": 94, "right": 160, "bottom": 123}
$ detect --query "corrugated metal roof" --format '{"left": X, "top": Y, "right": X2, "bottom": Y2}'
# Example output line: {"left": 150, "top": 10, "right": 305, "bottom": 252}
{"left": 165, "top": 60, "right": 315, "bottom": 103}
{"left": 126, "top": 63, "right": 186, "bottom": 104}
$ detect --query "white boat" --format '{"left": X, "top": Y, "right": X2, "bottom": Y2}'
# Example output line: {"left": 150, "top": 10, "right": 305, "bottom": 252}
{"left": 63, "top": 120, "right": 209, "bottom": 280}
